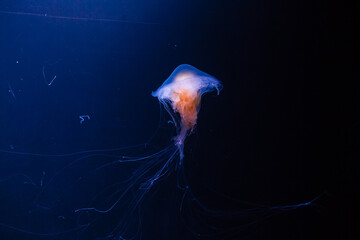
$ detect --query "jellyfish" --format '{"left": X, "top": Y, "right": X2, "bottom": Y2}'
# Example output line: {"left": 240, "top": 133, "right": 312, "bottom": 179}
{"left": 152, "top": 64, "right": 222, "bottom": 160}
{"left": 0, "top": 64, "right": 322, "bottom": 240}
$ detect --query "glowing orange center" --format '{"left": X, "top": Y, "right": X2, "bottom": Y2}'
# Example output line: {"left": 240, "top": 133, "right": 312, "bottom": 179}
{"left": 172, "top": 88, "right": 200, "bottom": 130}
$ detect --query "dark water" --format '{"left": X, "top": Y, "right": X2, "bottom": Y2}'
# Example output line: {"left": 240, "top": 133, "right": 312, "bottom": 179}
{"left": 0, "top": 1, "right": 355, "bottom": 240}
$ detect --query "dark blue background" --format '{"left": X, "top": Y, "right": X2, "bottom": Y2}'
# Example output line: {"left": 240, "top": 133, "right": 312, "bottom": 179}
{"left": 0, "top": 1, "right": 355, "bottom": 239}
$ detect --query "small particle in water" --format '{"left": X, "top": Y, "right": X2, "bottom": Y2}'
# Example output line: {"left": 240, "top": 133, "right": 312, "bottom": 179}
{"left": 167, "top": 42, "right": 178, "bottom": 49}
{"left": 79, "top": 115, "right": 90, "bottom": 124}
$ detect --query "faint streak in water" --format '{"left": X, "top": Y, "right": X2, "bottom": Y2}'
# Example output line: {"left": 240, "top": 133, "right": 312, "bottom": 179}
{"left": 8, "top": 83, "right": 16, "bottom": 100}
{"left": 48, "top": 75, "right": 57, "bottom": 86}
{"left": 0, "top": 10, "right": 162, "bottom": 25}
{"left": 40, "top": 171, "right": 46, "bottom": 187}
{"left": 42, "top": 64, "right": 57, "bottom": 86}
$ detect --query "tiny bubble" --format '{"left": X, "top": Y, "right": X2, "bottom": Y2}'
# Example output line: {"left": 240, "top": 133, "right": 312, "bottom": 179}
{"left": 16, "top": 61, "right": 19, "bottom": 63}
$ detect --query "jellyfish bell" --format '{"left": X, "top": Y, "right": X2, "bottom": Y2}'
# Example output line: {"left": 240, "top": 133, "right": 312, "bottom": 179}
{"left": 152, "top": 64, "right": 222, "bottom": 158}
